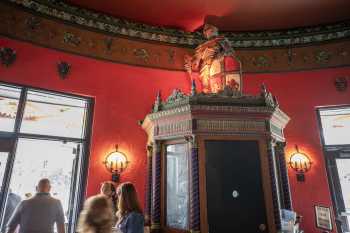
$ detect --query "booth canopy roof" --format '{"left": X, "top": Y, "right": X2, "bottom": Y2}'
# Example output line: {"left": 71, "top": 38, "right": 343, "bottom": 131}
{"left": 67, "top": 0, "right": 350, "bottom": 32}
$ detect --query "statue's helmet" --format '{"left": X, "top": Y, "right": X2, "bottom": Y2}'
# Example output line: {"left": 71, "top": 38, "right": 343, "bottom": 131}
{"left": 203, "top": 24, "right": 219, "bottom": 39}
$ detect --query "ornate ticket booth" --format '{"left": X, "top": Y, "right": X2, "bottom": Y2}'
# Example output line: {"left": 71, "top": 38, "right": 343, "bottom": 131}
{"left": 141, "top": 84, "right": 292, "bottom": 233}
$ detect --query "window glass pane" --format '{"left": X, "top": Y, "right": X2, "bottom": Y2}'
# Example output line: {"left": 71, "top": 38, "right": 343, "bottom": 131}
{"left": 2, "top": 138, "right": 79, "bottom": 228}
{"left": 20, "top": 90, "right": 88, "bottom": 138}
{"left": 336, "top": 157, "right": 350, "bottom": 224}
{"left": 166, "top": 144, "right": 189, "bottom": 230}
{"left": 0, "top": 85, "right": 21, "bottom": 132}
{"left": 0, "top": 152, "right": 9, "bottom": 187}
{"left": 319, "top": 107, "right": 350, "bottom": 145}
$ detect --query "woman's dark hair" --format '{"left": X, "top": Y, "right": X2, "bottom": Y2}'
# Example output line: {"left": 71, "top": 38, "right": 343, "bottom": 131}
{"left": 116, "top": 182, "right": 142, "bottom": 220}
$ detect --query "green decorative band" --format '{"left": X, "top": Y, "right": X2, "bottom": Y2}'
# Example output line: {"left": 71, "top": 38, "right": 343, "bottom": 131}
{"left": 5, "top": 0, "right": 350, "bottom": 48}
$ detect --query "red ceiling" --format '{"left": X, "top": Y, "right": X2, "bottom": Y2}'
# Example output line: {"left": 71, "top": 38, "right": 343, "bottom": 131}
{"left": 67, "top": 0, "right": 350, "bottom": 32}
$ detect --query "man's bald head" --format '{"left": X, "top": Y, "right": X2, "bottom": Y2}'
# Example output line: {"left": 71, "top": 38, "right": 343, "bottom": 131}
{"left": 37, "top": 178, "right": 51, "bottom": 193}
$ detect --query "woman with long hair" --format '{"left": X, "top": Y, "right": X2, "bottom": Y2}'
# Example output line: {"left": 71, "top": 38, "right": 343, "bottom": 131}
{"left": 77, "top": 195, "right": 113, "bottom": 233}
{"left": 115, "top": 182, "right": 144, "bottom": 233}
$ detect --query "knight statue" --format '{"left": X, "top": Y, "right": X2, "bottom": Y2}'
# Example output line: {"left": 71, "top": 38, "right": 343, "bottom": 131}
{"left": 185, "top": 24, "right": 242, "bottom": 94}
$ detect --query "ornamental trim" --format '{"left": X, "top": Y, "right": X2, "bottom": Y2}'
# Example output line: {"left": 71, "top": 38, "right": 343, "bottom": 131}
{"left": 6, "top": 0, "right": 350, "bottom": 48}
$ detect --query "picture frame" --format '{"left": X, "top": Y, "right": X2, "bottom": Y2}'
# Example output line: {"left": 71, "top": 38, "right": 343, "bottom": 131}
{"left": 315, "top": 205, "right": 333, "bottom": 231}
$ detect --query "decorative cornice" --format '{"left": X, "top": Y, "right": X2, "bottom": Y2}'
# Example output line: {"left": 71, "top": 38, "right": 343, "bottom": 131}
{"left": 151, "top": 88, "right": 279, "bottom": 114}
{"left": 6, "top": 0, "right": 350, "bottom": 48}
{"left": 1, "top": 2, "right": 350, "bottom": 72}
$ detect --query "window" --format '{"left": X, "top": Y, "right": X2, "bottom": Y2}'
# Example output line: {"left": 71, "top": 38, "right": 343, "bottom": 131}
{"left": 319, "top": 107, "right": 350, "bottom": 145}
{"left": 318, "top": 106, "right": 350, "bottom": 233}
{"left": 166, "top": 144, "right": 189, "bottom": 230}
{"left": 0, "top": 82, "right": 93, "bottom": 233}
{"left": 0, "top": 152, "right": 7, "bottom": 183}
{"left": 0, "top": 85, "right": 21, "bottom": 132}
{"left": 20, "top": 90, "right": 88, "bottom": 138}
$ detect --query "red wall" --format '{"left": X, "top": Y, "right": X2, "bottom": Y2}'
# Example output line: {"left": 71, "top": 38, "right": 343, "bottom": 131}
{"left": 244, "top": 71, "right": 350, "bottom": 233}
{"left": 1, "top": 37, "right": 350, "bottom": 233}
{"left": 0, "top": 37, "right": 190, "bottom": 207}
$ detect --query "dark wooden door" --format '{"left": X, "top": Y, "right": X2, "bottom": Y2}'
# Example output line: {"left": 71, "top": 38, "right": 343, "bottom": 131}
{"left": 205, "top": 140, "right": 268, "bottom": 233}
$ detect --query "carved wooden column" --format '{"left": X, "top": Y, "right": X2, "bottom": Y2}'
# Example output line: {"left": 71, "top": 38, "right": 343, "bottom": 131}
{"left": 275, "top": 141, "right": 293, "bottom": 210}
{"left": 267, "top": 140, "right": 282, "bottom": 230}
{"left": 186, "top": 135, "right": 201, "bottom": 233}
{"left": 145, "top": 143, "right": 153, "bottom": 226}
{"left": 151, "top": 141, "right": 161, "bottom": 233}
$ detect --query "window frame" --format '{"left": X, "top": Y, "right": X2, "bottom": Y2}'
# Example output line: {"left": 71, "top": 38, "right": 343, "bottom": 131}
{"left": 317, "top": 105, "right": 350, "bottom": 233}
{"left": 0, "top": 81, "right": 94, "bottom": 233}
{"left": 161, "top": 140, "right": 191, "bottom": 233}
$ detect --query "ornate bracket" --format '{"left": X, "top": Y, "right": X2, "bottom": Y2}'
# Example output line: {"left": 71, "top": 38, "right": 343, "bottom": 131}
{"left": 57, "top": 61, "right": 71, "bottom": 79}
{"left": 0, "top": 47, "right": 16, "bottom": 67}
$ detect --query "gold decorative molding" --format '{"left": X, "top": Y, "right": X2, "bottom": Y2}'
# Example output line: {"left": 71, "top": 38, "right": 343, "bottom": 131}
{"left": 196, "top": 119, "right": 266, "bottom": 133}
{"left": 1, "top": 2, "right": 349, "bottom": 72}
{"left": 0, "top": 3, "right": 190, "bottom": 71}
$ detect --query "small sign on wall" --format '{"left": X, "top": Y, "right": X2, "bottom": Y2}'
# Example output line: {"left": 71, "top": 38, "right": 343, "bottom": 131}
{"left": 315, "top": 205, "right": 333, "bottom": 231}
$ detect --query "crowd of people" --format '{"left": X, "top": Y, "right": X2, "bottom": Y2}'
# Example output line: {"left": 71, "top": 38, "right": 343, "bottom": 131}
{"left": 4, "top": 179, "right": 144, "bottom": 233}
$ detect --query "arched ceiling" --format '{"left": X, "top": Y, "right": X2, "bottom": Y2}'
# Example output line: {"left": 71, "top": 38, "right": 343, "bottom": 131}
{"left": 66, "top": 0, "right": 350, "bottom": 32}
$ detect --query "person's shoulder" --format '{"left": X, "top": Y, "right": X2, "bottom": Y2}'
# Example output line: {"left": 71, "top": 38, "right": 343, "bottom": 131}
{"left": 40, "top": 195, "right": 62, "bottom": 205}
{"left": 128, "top": 212, "right": 144, "bottom": 221}
{"left": 48, "top": 196, "right": 62, "bottom": 204}
{"left": 16, "top": 198, "right": 30, "bottom": 208}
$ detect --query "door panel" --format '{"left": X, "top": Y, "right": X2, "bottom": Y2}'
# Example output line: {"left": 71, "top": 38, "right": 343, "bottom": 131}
{"left": 205, "top": 140, "right": 268, "bottom": 233}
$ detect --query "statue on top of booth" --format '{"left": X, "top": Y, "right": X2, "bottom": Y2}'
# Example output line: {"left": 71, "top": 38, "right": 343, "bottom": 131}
{"left": 185, "top": 24, "right": 242, "bottom": 94}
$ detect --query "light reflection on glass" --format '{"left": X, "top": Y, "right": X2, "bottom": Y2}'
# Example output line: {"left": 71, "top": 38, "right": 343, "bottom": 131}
{"left": 320, "top": 107, "right": 350, "bottom": 145}
{"left": 20, "top": 90, "right": 88, "bottom": 139}
{"left": 166, "top": 144, "right": 189, "bottom": 230}
{"left": 0, "top": 152, "right": 8, "bottom": 186}
{"left": 0, "top": 85, "right": 21, "bottom": 132}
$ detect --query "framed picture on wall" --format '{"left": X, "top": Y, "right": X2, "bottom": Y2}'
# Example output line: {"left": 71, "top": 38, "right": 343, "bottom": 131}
{"left": 315, "top": 205, "right": 333, "bottom": 231}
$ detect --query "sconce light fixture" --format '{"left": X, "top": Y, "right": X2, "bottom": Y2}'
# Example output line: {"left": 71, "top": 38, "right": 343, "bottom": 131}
{"left": 0, "top": 47, "right": 16, "bottom": 67}
{"left": 57, "top": 61, "right": 71, "bottom": 80}
{"left": 289, "top": 145, "right": 312, "bottom": 182}
{"left": 103, "top": 145, "right": 129, "bottom": 183}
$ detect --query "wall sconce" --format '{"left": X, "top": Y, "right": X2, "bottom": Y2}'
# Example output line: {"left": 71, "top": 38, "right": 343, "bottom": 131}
{"left": 289, "top": 145, "right": 312, "bottom": 182}
{"left": 0, "top": 47, "right": 16, "bottom": 67}
{"left": 57, "top": 61, "right": 71, "bottom": 80}
{"left": 103, "top": 145, "right": 129, "bottom": 183}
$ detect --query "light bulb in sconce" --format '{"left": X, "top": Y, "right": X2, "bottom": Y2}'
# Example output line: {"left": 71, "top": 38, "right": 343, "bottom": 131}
{"left": 289, "top": 145, "right": 312, "bottom": 182}
{"left": 103, "top": 144, "right": 129, "bottom": 183}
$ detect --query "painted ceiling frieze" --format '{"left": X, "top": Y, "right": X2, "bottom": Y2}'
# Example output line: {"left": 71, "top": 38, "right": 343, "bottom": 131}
{"left": 5, "top": 0, "right": 350, "bottom": 48}
{"left": 1, "top": 2, "right": 349, "bottom": 73}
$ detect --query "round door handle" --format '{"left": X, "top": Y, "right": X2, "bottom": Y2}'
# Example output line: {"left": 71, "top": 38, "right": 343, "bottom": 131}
{"left": 259, "top": 224, "right": 266, "bottom": 231}
{"left": 232, "top": 190, "right": 239, "bottom": 198}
